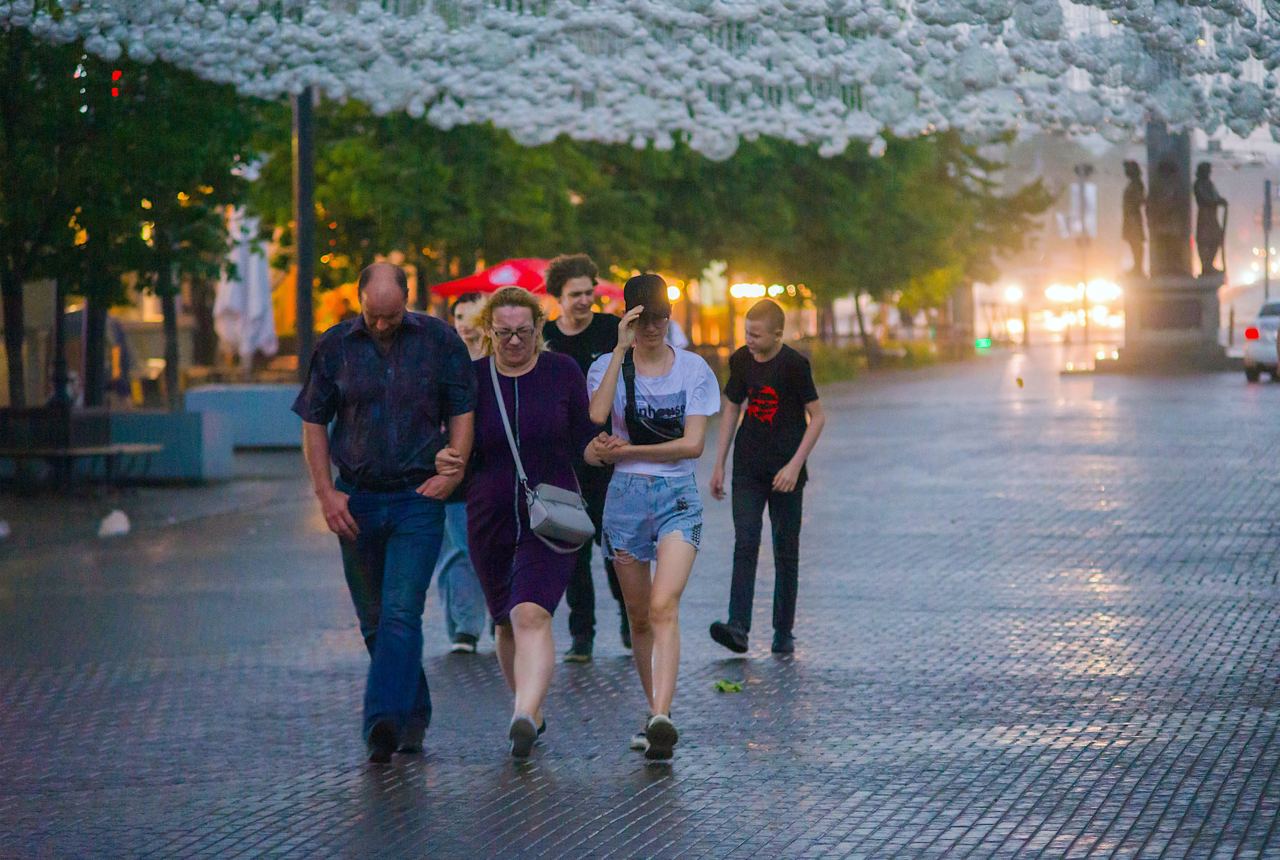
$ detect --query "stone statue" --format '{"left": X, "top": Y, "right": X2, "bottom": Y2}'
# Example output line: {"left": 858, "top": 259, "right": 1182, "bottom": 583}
{"left": 1147, "top": 156, "right": 1186, "bottom": 277}
{"left": 1122, "top": 160, "right": 1147, "bottom": 276}
{"left": 1194, "top": 162, "right": 1228, "bottom": 275}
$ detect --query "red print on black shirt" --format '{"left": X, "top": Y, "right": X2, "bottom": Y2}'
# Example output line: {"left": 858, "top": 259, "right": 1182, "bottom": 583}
{"left": 746, "top": 385, "right": 779, "bottom": 426}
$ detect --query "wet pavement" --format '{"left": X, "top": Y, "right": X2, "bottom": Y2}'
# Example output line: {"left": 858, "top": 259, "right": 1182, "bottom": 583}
{"left": 1, "top": 343, "right": 1277, "bottom": 858}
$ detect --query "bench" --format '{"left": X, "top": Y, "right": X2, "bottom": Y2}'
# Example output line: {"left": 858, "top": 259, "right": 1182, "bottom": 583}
{"left": 0, "top": 442, "right": 163, "bottom": 489}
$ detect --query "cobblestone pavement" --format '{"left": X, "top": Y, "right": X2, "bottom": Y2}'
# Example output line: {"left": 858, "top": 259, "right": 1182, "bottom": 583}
{"left": 1, "top": 344, "right": 1278, "bottom": 858}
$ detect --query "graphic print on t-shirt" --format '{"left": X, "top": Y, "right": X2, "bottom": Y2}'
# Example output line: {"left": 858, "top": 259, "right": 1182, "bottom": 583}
{"left": 635, "top": 390, "right": 687, "bottom": 424}
{"left": 746, "top": 385, "right": 779, "bottom": 426}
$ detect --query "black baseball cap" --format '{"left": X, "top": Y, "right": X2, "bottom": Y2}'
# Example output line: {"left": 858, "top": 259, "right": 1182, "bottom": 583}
{"left": 623, "top": 273, "right": 671, "bottom": 319}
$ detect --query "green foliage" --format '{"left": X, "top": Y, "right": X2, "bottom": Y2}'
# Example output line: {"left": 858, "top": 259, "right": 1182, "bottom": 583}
{"left": 2, "top": 32, "right": 1050, "bottom": 404}
{"left": 0, "top": 31, "right": 254, "bottom": 404}
{"left": 801, "top": 337, "right": 941, "bottom": 385}
{"left": 803, "top": 341, "right": 865, "bottom": 385}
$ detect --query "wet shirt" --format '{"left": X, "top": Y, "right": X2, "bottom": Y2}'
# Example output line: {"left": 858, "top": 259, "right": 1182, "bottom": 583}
{"left": 291, "top": 312, "right": 476, "bottom": 490}
{"left": 724, "top": 345, "right": 818, "bottom": 482}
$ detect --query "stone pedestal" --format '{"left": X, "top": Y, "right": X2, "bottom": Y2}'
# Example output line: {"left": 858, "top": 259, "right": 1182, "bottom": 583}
{"left": 1111, "top": 272, "right": 1231, "bottom": 371}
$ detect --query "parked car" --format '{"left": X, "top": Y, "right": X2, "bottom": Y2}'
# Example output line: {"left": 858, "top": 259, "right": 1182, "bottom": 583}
{"left": 1243, "top": 301, "right": 1280, "bottom": 382}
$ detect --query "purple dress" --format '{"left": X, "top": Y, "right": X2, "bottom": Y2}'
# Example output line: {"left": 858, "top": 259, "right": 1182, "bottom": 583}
{"left": 466, "top": 352, "right": 598, "bottom": 624}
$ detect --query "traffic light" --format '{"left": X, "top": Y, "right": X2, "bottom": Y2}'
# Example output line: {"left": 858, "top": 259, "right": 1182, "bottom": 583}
{"left": 111, "top": 69, "right": 122, "bottom": 98}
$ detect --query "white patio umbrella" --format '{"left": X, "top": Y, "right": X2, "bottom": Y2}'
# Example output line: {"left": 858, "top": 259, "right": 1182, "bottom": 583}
{"left": 214, "top": 207, "right": 277, "bottom": 370}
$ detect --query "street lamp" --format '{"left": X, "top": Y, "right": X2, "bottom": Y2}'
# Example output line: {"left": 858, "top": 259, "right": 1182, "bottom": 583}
{"left": 1071, "top": 163, "right": 1097, "bottom": 346}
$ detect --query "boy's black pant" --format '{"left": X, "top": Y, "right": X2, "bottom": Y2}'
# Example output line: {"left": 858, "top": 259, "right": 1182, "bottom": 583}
{"left": 566, "top": 464, "right": 624, "bottom": 642}
{"left": 728, "top": 471, "right": 804, "bottom": 636}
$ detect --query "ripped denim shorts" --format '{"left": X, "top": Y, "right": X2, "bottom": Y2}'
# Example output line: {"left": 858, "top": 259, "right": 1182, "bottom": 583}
{"left": 602, "top": 472, "right": 704, "bottom": 563}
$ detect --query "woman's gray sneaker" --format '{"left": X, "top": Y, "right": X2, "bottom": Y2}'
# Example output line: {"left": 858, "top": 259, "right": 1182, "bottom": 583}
{"left": 644, "top": 714, "right": 678, "bottom": 760}
{"left": 509, "top": 715, "right": 538, "bottom": 759}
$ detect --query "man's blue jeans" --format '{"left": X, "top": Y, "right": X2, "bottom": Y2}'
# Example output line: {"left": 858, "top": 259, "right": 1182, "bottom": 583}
{"left": 337, "top": 485, "right": 445, "bottom": 741}
{"left": 434, "top": 501, "right": 488, "bottom": 641}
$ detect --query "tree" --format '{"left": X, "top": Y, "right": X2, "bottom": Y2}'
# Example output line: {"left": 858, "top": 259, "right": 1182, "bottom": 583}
{"left": 1, "top": 33, "right": 254, "bottom": 409}
{"left": 114, "top": 62, "right": 252, "bottom": 409}
{"left": 0, "top": 29, "right": 96, "bottom": 407}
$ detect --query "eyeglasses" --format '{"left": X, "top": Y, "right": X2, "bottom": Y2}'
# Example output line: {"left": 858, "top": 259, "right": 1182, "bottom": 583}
{"left": 492, "top": 326, "right": 535, "bottom": 342}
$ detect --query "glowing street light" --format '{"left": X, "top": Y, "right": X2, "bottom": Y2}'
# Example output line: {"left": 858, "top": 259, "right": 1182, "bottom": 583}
{"left": 729, "top": 282, "right": 768, "bottom": 299}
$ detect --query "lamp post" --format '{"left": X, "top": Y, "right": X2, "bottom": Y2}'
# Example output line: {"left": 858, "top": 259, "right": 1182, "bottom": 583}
{"left": 1072, "top": 163, "right": 1096, "bottom": 346}
{"left": 1264, "top": 179, "right": 1272, "bottom": 302}
{"left": 292, "top": 86, "right": 316, "bottom": 380}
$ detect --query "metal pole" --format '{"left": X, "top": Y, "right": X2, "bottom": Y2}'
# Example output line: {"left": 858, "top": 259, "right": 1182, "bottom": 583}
{"left": 1073, "top": 162, "right": 1094, "bottom": 347}
{"left": 1264, "top": 180, "right": 1272, "bottom": 302}
{"left": 1080, "top": 236, "right": 1090, "bottom": 346}
{"left": 292, "top": 86, "right": 316, "bottom": 380}
{"left": 50, "top": 279, "right": 69, "bottom": 406}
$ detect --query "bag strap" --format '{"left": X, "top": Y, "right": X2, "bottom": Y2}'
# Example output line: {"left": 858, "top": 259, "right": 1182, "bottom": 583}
{"left": 490, "top": 357, "right": 530, "bottom": 490}
{"left": 622, "top": 347, "right": 639, "bottom": 427}
{"left": 491, "top": 358, "right": 589, "bottom": 555}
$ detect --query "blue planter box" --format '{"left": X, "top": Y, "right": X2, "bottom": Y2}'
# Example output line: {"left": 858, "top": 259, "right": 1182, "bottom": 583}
{"left": 185, "top": 384, "right": 302, "bottom": 449}
{"left": 110, "top": 410, "right": 233, "bottom": 482}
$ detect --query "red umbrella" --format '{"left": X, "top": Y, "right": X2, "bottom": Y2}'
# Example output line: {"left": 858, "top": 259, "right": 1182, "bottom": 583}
{"left": 431, "top": 257, "right": 623, "bottom": 302}
{"left": 593, "top": 280, "right": 624, "bottom": 306}
{"left": 431, "top": 258, "right": 549, "bottom": 297}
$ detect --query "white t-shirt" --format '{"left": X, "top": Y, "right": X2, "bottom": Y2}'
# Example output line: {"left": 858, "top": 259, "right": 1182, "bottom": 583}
{"left": 666, "top": 319, "right": 690, "bottom": 349}
{"left": 587, "top": 346, "right": 720, "bottom": 477}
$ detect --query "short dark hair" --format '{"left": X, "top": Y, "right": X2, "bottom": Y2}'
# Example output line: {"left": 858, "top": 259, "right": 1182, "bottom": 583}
{"left": 545, "top": 254, "right": 598, "bottom": 298}
{"left": 746, "top": 298, "right": 785, "bottom": 333}
{"left": 358, "top": 262, "right": 409, "bottom": 297}
{"left": 449, "top": 292, "right": 485, "bottom": 316}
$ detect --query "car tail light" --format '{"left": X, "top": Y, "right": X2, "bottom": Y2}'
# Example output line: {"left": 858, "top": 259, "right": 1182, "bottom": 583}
{"left": 1245, "top": 326, "right": 1260, "bottom": 340}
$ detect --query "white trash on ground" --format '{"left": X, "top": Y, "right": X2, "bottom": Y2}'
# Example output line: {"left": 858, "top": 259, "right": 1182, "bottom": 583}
{"left": 98, "top": 510, "right": 131, "bottom": 539}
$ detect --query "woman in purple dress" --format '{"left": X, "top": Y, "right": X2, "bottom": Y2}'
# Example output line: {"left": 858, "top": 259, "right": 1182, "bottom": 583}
{"left": 436, "top": 287, "right": 601, "bottom": 758}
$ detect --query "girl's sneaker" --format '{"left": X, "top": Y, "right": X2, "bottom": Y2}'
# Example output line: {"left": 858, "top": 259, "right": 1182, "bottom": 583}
{"left": 644, "top": 714, "right": 678, "bottom": 761}
{"left": 509, "top": 715, "right": 538, "bottom": 759}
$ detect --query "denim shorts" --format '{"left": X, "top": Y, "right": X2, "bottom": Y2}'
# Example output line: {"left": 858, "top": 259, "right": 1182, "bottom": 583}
{"left": 602, "top": 473, "right": 704, "bottom": 563}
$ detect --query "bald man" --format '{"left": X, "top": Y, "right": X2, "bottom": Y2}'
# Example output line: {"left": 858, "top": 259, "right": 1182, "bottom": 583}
{"left": 293, "top": 262, "right": 476, "bottom": 764}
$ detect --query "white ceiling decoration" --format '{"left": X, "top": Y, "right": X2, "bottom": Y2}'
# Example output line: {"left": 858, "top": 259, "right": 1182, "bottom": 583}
{"left": 3, "top": 0, "right": 1277, "bottom": 158}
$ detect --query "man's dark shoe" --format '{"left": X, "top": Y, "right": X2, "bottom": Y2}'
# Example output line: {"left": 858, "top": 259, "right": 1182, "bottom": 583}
{"left": 709, "top": 620, "right": 749, "bottom": 654}
{"left": 563, "top": 637, "right": 593, "bottom": 663}
{"left": 620, "top": 613, "right": 632, "bottom": 650}
{"left": 397, "top": 723, "right": 425, "bottom": 754}
{"left": 367, "top": 719, "right": 398, "bottom": 764}
{"left": 771, "top": 632, "right": 796, "bottom": 654}
{"left": 450, "top": 633, "right": 479, "bottom": 654}
{"left": 509, "top": 715, "right": 537, "bottom": 759}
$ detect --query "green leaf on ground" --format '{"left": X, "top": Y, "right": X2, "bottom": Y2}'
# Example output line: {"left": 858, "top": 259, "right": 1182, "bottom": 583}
{"left": 714, "top": 679, "right": 744, "bottom": 693}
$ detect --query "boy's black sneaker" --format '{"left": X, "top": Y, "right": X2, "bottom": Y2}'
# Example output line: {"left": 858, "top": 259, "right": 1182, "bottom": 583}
{"left": 366, "top": 719, "right": 398, "bottom": 764}
{"left": 709, "top": 620, "right": 749, "bottom": 654}
{"left": 563, "top": 637, "right": 593, "bottom": 663}
{"left": 771, "top": 632, "right": 796, "bottom": 654}
{"left": 450, "top": 633, "right": 478, "bottom": 654}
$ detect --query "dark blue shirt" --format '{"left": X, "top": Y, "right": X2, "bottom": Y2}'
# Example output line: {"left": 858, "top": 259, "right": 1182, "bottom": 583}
{"left": 292, "top": 311, "right": 477, "bottom": 490}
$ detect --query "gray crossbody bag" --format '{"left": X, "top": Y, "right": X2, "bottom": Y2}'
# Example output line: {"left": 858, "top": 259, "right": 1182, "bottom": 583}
{"left": 490, "top": 358, "right": 596, "bottom": 554}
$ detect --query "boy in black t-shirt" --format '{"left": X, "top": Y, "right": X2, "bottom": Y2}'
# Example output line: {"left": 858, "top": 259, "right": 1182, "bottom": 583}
{"left": 541, "top": 253, "right": 628, "bottom": 662}
{"left": 709, "top": 299, "right": 826, "bottom": 654}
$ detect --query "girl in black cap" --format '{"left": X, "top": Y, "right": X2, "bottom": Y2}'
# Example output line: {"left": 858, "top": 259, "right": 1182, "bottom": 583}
{"left": 585, "top": 274, "right": 720, "bottom": 761}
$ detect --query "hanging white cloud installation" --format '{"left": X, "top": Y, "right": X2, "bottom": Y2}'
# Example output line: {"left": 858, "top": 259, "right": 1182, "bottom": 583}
{"left": 2, "top": 0, "right": 1277, "bottom": 158}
